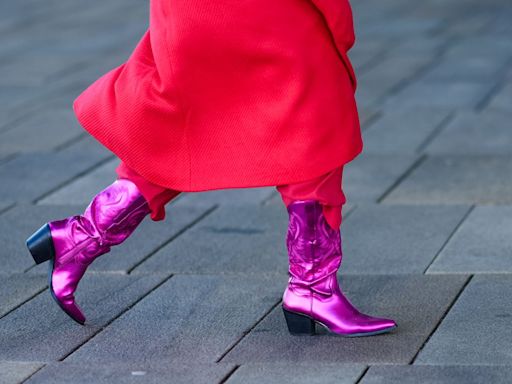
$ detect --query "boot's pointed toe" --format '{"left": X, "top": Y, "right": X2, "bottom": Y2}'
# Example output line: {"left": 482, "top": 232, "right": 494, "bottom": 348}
{"left": 26, "top": 179, "right": 150, "bottom": 324}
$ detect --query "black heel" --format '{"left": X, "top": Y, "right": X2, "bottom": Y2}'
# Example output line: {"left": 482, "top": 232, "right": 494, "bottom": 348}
{"left": 282, "top": 307, "right": 316, "bottom": 335}
{"left": 26, "top": 224, "right": 55, "bottom": 264}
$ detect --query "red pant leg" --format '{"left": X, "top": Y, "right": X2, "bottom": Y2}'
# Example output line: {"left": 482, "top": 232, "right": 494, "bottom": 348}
{"left": 115, "top": 161, "right": 181, "bottom": 221}
{"left": 276, "top": 166, "right": 346, "bottom": 230}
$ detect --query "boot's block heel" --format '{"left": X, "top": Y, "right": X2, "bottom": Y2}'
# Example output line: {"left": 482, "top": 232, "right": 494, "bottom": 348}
{"left": 283, "top": 307, "right": 316, "bottom": 335}
{"left": 26, "top": 223, "right": 55, "bottom": 264}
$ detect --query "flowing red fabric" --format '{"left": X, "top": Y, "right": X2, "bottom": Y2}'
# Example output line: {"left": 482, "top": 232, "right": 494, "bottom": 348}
{"left": 73, "top": 0, "right": 362, "bottom": 192}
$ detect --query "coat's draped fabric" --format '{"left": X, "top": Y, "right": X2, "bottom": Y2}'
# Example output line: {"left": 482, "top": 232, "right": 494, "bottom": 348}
{"left": 73, "top": 0, "right": 362, "bottom": 191}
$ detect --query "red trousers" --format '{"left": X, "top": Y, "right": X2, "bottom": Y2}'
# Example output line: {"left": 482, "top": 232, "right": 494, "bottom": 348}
{"left": 116, "top": 161, "right": 346, "bottom": 230}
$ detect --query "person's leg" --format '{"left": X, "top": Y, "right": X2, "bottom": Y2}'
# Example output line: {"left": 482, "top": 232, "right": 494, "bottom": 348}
{"left": 276, "top": 166, "right": 345, "bottom": 230}
{"left": 276, "top": 166, "right": 397, "bottom": 336}
{"left": 116, "top": 161, "right": 182, "bottom": 221}
{"left": 26, "top": 160, "right": 181, "bottom": 325}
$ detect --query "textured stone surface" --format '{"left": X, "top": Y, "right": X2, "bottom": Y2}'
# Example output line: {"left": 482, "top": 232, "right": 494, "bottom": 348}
{"left": 342, "top": 154, "right": 420, "bottom": 202}
{"left": 64, "top": 275, "right": 283, "bottom": 364}
{"left": 383, "top": 80, "right": 491, "bottom": 109}
{"left": 427, "top": 206, "right": 512, "bottom": 273}
{"left": 26, "top": 362, "right": 234, "bottom": 384}
{"left": 486, "top": 83, "right": 512, "bottom": 111}
{"left": 0, "top": 273, "right": 47, "bottom": 318}
{"left": 362, "top": 108, "right": 452, "bottom": 154}
{"left": 415, "top": 275, "right": 512, "bottom": 365}
{"left": 0, "top": 136, "right": 111, "bottom": 202}
{"left": 227, "top": 363, "right": 366, "bottom": 384}
{"left": 383, "top": 156, "right": 512, "bottom": 204}
{"left": 0, "top": 362, "right": 43, "bottom": 384}
{"left": 361, "top": 365, "right": 512, "bottom": 384}
{"left": 0, "top": 273, "right": 166, "bottom": 361}
{"left": 37, "top": 158, "right": 119, "bottom": 205}
{"left": 342, "top": 204, "right": 470, "bottom": 274}
{"left": 132, "top": 205, "right": 290, "bottom": 274}
{"left": 221, "top": 274, "right": 468, "bottom": 364}
{"left": 0, "top": 108, "right": 84, "bottom": 156}
{"left": 426, "top": 109, "right": 512, "bottom": 155}
{"left": 177, "top": 186, "right": 277, "bottom": 207}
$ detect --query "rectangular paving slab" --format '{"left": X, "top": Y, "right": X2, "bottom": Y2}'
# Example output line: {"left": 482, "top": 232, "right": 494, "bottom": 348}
{"left": 37, "top": 158, "right": 119, "bottom": 205}
{"left": 361, "top": 365, "right": 512, "bottom": 383}
{"left": 382, "top": 80, "right": 491, "bottom": 109}
{"left": 427, "top": 206, "right": 512, "bottom": 273}
{"left": 342, "top": 204, "right": 470, "bottom": 274}
{"left": 383, "top": 155, "right": 512, "bottom": 204}
{"left": 0, "top": 273, "right": 47, "bottom": 318}
{"left": 0, "top": 108, "right": 84, "bottom": 157}
{"left": 63, "top": 274, "right": 283, "bottom": 364}
{"left": 486, "top": 83, "right": 512, "bottom": 111}
{"left": 26, "top": 362, "right": 235, "bottom": 384}
{"left": 0, "top": 136, "right": 111, "bottom": 202}
{"left": 0, "top": 361, "right": 43, "bottom": 384}
{"left": 220, "top": 274, "right": 468, "bottom": 364}
{"left": 414, "top": 275, "right": 512, "bottom": 365}
{"left": 425, "top": 109, "right": 512, "bottom": 155}
{"left": 176, "top": 186, "right": 276, "bottom": 207}
{"left": 362, "top": 107, "right": 452, "bottom": 155}
{"left": 226, "top": 363, "right": 366, "bottom": 384}
{"left": 342, "top": 154, "right": 420, "bottom": 202}
{"left": 132, "top": 205, "right": 290, "bottom": 275}
{"left": 0, "top": 273, "right": 166, "bottom": 362}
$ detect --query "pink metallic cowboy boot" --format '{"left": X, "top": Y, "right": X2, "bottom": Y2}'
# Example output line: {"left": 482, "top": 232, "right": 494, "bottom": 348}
{"left": 282, "top": 199, "right": 397, "bottom": 337}
{"left": 26, "top": 179, "right": 151, "bottom": 325}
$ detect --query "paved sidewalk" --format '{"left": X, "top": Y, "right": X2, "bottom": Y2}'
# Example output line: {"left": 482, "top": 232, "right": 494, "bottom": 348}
{"left": 1, "top": 0, "right": 512, "bottom": 383}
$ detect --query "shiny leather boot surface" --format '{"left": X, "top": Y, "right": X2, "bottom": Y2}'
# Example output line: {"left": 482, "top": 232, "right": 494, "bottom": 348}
{"left": 282, "top": 199, "right": 397, "bottom": 336}
{"left": 26, "top": 179, "right": 150, "bottom": 324}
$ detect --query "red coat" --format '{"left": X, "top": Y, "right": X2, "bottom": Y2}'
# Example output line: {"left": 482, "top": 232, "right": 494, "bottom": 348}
{"left": 73, "top": 0, "right": 362, "bottom": 191}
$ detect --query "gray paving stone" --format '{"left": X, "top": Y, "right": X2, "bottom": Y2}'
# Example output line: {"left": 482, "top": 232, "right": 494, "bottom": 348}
{"left": 0, "top": 362, "right": 43, "bottom": 384}
{"left": 0, "top": 136, "right": 111, "bottom": 202}
{"left": 221, "top": 274, "right": 468, "bottom": 364}
{"left": 414, "top": 275, "right": 512, "bottom": 365}
{"left": 342, "top": 204, "right": 470, "bottom": 274}
{"left": 383, "top": 80, "right": 492, "bottom": 109}
{"left": 0, "top": 273, "right": 165, "bottom": 362}
{"left": 426, "top": 109, "right": 512, "bottom": 155}
{"left": 64, "top": 274, "right": 283, "bottom": 364}
{"left": 343, "top": 154, "right": 420, "bottom": 202}
{"left": 383, "top": 156, "right": 512, "bottom": 204}
{"left": 0, "top": 107, "right": 84, "bottom": 156}
{"left": 0, "top": 202, "right": 12, "bottom": 215}
{"left": 26, "top": 362, "right": 234, "bottom": 384}
{"left": 419, "top": 55, "right": 508, "bottom": 82}
{"left": 362, "top": 108, "right": 452, "bottom": 154}
{"left": 0, "top": 273, "right": 47, "bottom": 318}
{"left": 175, "top": 186, "right": 276, "bottom": 207}
{"left": 37, "top": 158, "right": 120, "bottom": 205}
{"left": 361, "top": 365, "right": 512, "bottom": 384}
{"left": 132, "top": 205, "right": 290, "bottom": 275}
{"left": 227, "top": 363, "right": 366, "bottom": 384}
{"left": 486, "top": 83, "right": 512, "bottom": 111}
{"left": 427, "top": 206, "right": 512, "bottom": 273}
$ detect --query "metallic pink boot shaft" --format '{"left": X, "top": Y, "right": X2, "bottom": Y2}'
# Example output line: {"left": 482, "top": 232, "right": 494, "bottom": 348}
{"left": 282, "top": 199, "right": 397, "bottom": 336}
{"left": 26, "top": 179, "right": 150, "bottom": 324}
